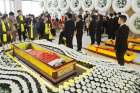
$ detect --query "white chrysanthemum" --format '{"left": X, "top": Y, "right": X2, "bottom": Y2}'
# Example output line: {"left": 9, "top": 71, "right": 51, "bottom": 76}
{"left": 129, "top": 13, "right": 140, "bottom": 34}
{"left": 0, "top": 80, "right": 21, "bottom": 93}
{"left": 58, "top": 0, "right": 70, "bottom": 11}
{"left": 94, "top": 0, "right": 112, "bottom": 12}
{"left": 82, "top": 0, "right": 94, "bottom": 11}
{"left": 51, "top": 0, "right": 59, "bottom": 11}
{"left": 70, "top": 0, "right": 82, "bottom": 11}
{"left": 132, "top": 0, "right": 140, "bottom": 13}
{"left": 112, "top": 0, "right": 131, "bottom": 12}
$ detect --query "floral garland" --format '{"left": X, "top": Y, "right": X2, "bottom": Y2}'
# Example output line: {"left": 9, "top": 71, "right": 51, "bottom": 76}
{"left": 46, "top": 0, "right": 53, "bottom": 13}
{"left": 70, "top": 0, "right": 82, "bottom": 11}
{"left": 129, "top": 13, "right": 140, "bottom": 34}
{"left": 51, "top": 0, "right": 59, "bottom": 11}
{"left": 132, "top": 0, "right": 140, "bottom": 13}
{"left": 58, "top": 0, "right": 70, "bottom": 11}
{"left": 0, "top": 80, "right": 21, "bottom": 93}
{"left": 1, "top": 40, "right": 140, "bottom": 93}
{"left": 94, "top": 0, "right": 112, "bottom": 12}
{"left": 82, "top": 0, "right": 94, "bottom": 11}
{"left": 112, "top": 0, "right": 131, "bottom": 12}
{"left": 0, "top": 53, "right": 49, "bottom": 93}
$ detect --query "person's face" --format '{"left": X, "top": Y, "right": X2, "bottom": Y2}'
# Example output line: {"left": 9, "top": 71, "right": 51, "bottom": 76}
{"left": 18, "top": 11, "right": 22, "bottom": 15}
{"left": 90, "top": 17, "right": 92, "bottom": 21}
{"left": 41, "top": 15, "right": 45, "bottom": 19}
{"left": 76, "top": 16, "right": 80, "bottom": 21}
{"left": 44, "top": 17, "right": 48, "bottom": 22}
{"left": 31, "top": 16, "right": 34, "bottom": 20}
{"left": 9, "top": 15, "right": 13, "bottom": 19}
{"left": 65, "top": 15, "right": 68, "bottom": 20}
{"left": 0, "top": 16, "right": 2, "bottom": 19}
{"left": 118, "top": 18, "right": 122, "bottom": 25}
{"left": 94, "top": 13, "right": 98, "bottom": 16}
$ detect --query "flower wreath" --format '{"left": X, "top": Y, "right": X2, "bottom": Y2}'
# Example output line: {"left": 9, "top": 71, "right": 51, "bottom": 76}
{"left": 129, "top": 13, "right": 140, "bottom": 34}
{"left": 112, "top": 0, "right": 131, "bottom": 12}
{"left": 94, "top": 0, "right": 112, "bottom": 12}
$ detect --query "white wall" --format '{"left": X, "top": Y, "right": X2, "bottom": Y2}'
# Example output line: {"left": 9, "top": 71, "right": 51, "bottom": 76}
{"left": 0, "top": 0, "right": 43, "bottom": 16}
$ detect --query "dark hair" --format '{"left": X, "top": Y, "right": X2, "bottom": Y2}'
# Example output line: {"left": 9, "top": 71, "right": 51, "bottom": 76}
{"left": 0, "top": 12, "right": 2, "bottom": 16}
{"left": 78, "top": 15, "right": 82, "bottom": 20}
{"left": 114, "top": 12, "right": 117, "bottom": 16}
{"left": 109, "top": 13, "right": 113, "bottom": 17}
{"left": 9, "top": 12, "right": 14, "bottom": 16}
{"left": 119, "top": 15, "right": 127, "bottom": 22}
{"left": 2, "top": 14, "right": 8, "bottom": 19}
{"left": 66, "top": 13, "right": 72, "bottom": 19}
{"left": 17, "top": 10, "right": 21, "bottom": 13}
{"left": 118, "top": 12, "right": 121, "bottom": 16}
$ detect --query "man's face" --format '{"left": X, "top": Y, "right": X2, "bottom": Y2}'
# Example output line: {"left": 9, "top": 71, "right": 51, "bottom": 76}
{"left": 18, "top": 11, "right": 22, "bottom": 15}
{"left": 65, "top": 15, "right": 68, "bottom": 19}
{"left": 118, "top": 18, "right": 122, "bottom": 24}
{"left": 44, "top": 17, "right": 48, "bottom": 21}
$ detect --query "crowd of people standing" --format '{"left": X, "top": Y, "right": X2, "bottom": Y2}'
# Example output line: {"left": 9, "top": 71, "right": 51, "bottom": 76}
{"left": 0, "top": 10, "right": 61, "bottom": 46}
{"left": 0, "top": 10, "right": 129, "bottom": 66}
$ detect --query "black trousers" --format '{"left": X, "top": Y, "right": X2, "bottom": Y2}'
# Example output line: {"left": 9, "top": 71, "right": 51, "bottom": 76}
{"left": 116, "top": 50, "right": 126, "bottom": 66}
{"left": 51, "top": 29, "right": 56, "bottom": 36}
{"left": 90, "top": 31, "right": 101, "bottom": 45}
{"left": 96, "top": 31, "right": 101, "bottom": 45}
{"left": 59, "top": 31, "right": 66, "bottom": 45}
{"left": 76, "top": 32, "right": 83, "bottom": 51}
{"left": 108, "top": 31, "right": 115, "bottom": 40}
{"left": 18, "top": 30, "right": 26, "bottom": 41}
{"left": 90, "top": 31, "right": 95, "bottom": 45}
{"left": 66, "top": 34, "right": 73, "bottom": 49}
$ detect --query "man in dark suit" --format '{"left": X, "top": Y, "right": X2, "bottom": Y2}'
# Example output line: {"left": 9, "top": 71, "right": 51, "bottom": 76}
{"left": 108, "top": 13, "right": 115, "bottom": 40}
{"left": 76, "top": 15, "right": 84, "bottom": 51}
{"left": 63, "top": 13, "right": 75, "bottom": 49}
{"left": 115, "top": 15, "right": 129, "bottom": 66}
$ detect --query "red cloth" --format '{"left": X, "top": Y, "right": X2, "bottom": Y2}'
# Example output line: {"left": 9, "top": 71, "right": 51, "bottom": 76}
{"left": 27, "top": 50, "right": 60, "bottom": 64}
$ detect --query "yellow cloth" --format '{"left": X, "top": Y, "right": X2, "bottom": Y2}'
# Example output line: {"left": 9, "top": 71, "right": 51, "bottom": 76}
{"left": 3, "top": 34, "right": 7, "bottom": 43}
{"left": 1, "top": 20, "right": 7, "bottom": 42}
{"left": 30, "top": 21, "right": 33, "bottom": 39}
{"left": 19, "top": 15, "right": 25, "bottom": 32}
{"left": 45, "top": 23, "right": 53, "bottom": 40}
{"left": 49, "top": 31, "right": 53, "bottom": 40}
{"left": 45, "top": 23, "right": 49, "bottom": 34}
{"left": 1, "top": 20, "right": 6, "bottom": 32}
{"left": 7, "top": 22, "right": 13, "bottom": 40}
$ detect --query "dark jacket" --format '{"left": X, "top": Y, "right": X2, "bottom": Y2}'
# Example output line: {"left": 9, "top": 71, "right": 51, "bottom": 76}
{"left": 63, "top": 19, "right": 75, "bottom": 36}
{"left": 76, "top": 20, "right": 84, "bottom": 35}
{"left": 108, "top": 18, "right": 115, "bottom": 34}
{"left": 38, "top": 19, "right": 44, "bottom": 36}
{"left": 115, "top": 24, "right": 129, "bottom": 52}
{"left": 114, "top": 17, "right": 120, "bottom": 31}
